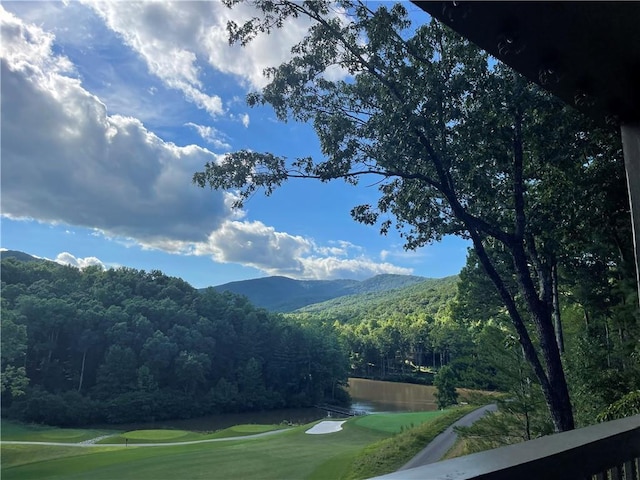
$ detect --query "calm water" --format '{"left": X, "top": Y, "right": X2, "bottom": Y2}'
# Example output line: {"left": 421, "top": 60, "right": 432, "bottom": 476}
{"left": 99, "top": 378, "right": 435, "bottom": 432}
{"left": 94, "top": 407, "right": 327, "bottom": 433}
{"left": 347, "top": 378, "right": 438, "bottom": 413}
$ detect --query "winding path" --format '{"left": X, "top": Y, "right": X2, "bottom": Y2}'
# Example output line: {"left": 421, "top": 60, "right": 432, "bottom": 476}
{"left": 399, "top": 404, "right": 498, "bottom": 470}
{"left": 0, "top": 428, "right": 291, "bottom": 448}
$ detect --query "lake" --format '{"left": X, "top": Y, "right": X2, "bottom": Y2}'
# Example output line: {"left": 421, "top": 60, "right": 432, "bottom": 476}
{"left": 348, "top": 377, "right": 438, "bottom": 413}
{"left": 98, "top": 378, "right": 438, "bottom": 432}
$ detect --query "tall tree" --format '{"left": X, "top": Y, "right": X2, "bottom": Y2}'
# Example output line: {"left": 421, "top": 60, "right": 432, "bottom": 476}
{"left": 194, "top": 1, "right": 627, "bottom": 431}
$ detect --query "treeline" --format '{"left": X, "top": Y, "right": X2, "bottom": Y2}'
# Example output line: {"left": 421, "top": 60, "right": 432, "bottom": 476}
{"left": 300, "top": 249, "right": 639, "bottom": 428}
{"left": 0, "top": 258, "right": 349, "bottom": 426}
{"left": 291, "top": 277, "right": 471, "bottom": 384}
{"left": 290, "top": 191, "right": 639, "bottom": 429}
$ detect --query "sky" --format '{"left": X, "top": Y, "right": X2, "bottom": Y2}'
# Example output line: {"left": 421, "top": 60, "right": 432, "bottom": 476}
{"left": 1, "top": 1, "right": 470, "bottom": 288}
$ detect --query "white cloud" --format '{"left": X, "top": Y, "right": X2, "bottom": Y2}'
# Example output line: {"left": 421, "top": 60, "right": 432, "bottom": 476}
{"left": 380, "top": 246, "right": 427, "bottom": 263}
{"left": 299, "top": 256, "right": 412, "bottom": 280}
{"left": 84, "top": 2, "right": 224, "bottom": 116}
{"left": 81, "top": 1, "right": 306, "bottom": 116}
{"left": 55, "top": 251, "right": 105, "bottom": 269}
{"left": 0, "top": 6, "right": 409, "bottom": 282}
{"left": 191, "top": 219, "right": 412, "bottom": 280}
{"left": 185, "top": 122, "right": 231, "bottom": 150}
{"left": 1, "top": 7, "right": 230, "bottom": 244}
{"left": 316, "top": 240, "right": 363, "bottom": 257}
{"left": 83, "top": 1, "right": 347, "bottom": 106}
{"left": 195, "top": 219, "right": 313, "bottom": 274}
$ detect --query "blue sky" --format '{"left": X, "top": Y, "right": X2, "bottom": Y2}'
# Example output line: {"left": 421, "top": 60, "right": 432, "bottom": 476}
{"left": 1, "top": 1, "right": 470, "bottom": 288}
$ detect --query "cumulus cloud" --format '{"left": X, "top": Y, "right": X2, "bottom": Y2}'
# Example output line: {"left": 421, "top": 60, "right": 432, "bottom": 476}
{"left": 55, "top": 252, "right": 105, "bottom": 269}
{"left": 316, "top": 240, "right": 363, "bottom": 257}
{"left": 82, "top": 1, "right": 310, "bottom": 114}
{"left": 0, "top": 6, "right": 410, "bottom": 282}
{"left": 191, "top": 219, "right": 412, "bottom": 280}
{"left": 299, "top": 256, "right": 412, "bottom": 280}
{"left": 1, "top": 7, "right": 229, "bottom": 244}
{"left": 194, "top": 219, "right": 312, "bottom": 274}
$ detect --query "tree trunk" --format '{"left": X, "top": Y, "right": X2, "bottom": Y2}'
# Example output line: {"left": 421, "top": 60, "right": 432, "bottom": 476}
{"left": 470, "top": 230, "right": 575, "bottom": 432}
{"left": 78, "top": 350, "right": 86, "bottom": 392}
{"left": 511, "top": 243, "right": 575, "bottom": 432}
{"left": 551, "top": 262, "right": 565, "bottom": 353}
{"left": 584, "top": 308, "right": 590, "bottom": 329}
{"left": 604, "top": 318, "right": 612, "bottom": 368}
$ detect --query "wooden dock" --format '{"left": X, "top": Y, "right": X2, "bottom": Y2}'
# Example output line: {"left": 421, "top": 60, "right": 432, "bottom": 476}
{"left": 315, "top": 404, "right": 368, "bottom": 417}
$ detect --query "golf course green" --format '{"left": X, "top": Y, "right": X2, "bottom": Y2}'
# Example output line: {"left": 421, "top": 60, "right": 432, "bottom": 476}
{"left": 1, "top": 409, "right": 470, "bottom": 479}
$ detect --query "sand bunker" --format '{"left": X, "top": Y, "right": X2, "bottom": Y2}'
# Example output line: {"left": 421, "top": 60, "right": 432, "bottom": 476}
{"left": 305, "top": 421, "right": 347, "bottom": 435}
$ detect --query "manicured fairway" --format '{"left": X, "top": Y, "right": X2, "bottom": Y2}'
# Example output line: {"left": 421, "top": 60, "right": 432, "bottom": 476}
{"left": 1, "top": 410, "right": 470, "bottom": 480}
{"left": 352, "top": 410, "right": 446, "bottom": 433}
{"left": 0, "top": 420, "right": 116, "bottom": 443}
{"left": 99, "top": 424, "right": 281, "bottom": 444}
{"left": 1, "top": 421, "right": 389, "bottom": 480}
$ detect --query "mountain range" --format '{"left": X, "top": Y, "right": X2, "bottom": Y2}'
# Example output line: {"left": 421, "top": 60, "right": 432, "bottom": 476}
{"left": 1, "top": 250, "right": 453, "bottom": 313}
{"left": 210, "top": 274, "right": 429, "bottom": 312}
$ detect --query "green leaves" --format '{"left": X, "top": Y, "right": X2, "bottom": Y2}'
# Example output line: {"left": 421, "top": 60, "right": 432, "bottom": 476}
{"left": 1, "top": 257, "right": 352, "bottom": 425}
{"left": 196, "top": 3, "right": 500, "bottom": 249}
{"left": 194, "top": 150, "right": 289, "bottom": 208}
{"left": 194, "top": 0, "right": 634, "bottom": 432}
{"left": 434, "top": 365, "right": 459, "bottom": 409}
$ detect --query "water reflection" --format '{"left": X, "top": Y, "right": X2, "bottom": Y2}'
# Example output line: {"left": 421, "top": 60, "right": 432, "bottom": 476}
{"left": 95, "top": 407, "right": 326, "bottom": 433}
{"left": 96, "top": 378, "right": 436, "bottom": 432}
{"left": 348, "top": 378, "right": 438, "bottom": 413}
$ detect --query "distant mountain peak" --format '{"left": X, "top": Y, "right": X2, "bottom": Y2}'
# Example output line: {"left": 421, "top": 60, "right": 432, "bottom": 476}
{"left": 211, "top": 274, "right": 429, "bottom": 312}
{"left": 0, "top": 250, "right": 42, "bottom": 263}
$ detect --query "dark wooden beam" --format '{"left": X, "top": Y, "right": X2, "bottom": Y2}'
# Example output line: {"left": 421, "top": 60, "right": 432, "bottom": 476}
{"left": 413, "top": 2, "right": 640, "bottom": 127}
{"left": 413, "top": 1, "right": 640, "bottom": 306}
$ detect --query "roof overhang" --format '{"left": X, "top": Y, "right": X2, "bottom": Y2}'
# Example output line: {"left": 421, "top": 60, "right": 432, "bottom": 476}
{"left": 412, "top": 1, "right": 640, "bottom": 127}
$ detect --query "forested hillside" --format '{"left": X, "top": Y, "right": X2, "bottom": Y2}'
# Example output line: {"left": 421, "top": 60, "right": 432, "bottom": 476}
{"left": 2, "top": 244, "right": 637, "bottom": 436}
{"left": 296, "top": 276, "right": 458, "bottom": 318}
{"left": 212, "top": 274, "right": 426, "bottom": 312}
{"left": 292, "top": 254, "right": 639, "bottom": 432}
{"left": 290, "top": 276, "right": 460, "bottom": 384}
{"left": 0, "top": 249, "right": 41, "bottom": 263}
{"left": 0, "top": 257, "right": 349, "bottom": 426}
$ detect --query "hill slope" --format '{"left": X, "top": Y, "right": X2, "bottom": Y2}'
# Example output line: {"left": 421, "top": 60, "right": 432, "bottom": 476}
{"left": 212, "top": 274, "right": 426, "bottom": 312}
{"left": 294, "top": 275, "right": 459, "bottom": 321}
{"left": 0, "top": 250, "right": 42, "bottom": 263}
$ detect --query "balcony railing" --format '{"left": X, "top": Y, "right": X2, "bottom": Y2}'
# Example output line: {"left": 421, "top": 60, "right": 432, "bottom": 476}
{"left": 371, "top": 414, "right": 640, "bottom": 480}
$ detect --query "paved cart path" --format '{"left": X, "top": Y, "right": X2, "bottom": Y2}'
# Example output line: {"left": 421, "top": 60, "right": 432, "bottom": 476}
{"left": 0, "top": 428, "right": 291, "bottom": 448}
{"left": 399, "top": 404, "right": 498, "bottom": 470}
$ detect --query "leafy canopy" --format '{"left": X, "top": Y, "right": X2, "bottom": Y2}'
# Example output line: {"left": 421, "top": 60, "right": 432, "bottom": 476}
{"left": 194, "top": 2, "right": 506, "bottom": 247}
{"left": 194, "top": 0, "right": 626, "bottom": 433}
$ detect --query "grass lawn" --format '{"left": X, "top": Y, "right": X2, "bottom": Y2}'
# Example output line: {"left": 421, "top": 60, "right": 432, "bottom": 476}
{"left": 346, "top": 406, "right": 478, "bottom": 479}
{"left": 1, "top": 420, "right": 117, "bottom": 443}
{"left": 1, "top": 421, "right": 388, "bottom": 480}
{"left": 1, "top": 408, "right": 478, "bottom": 480}
{"left": 99, "top": 424, "right": 282, "bottom": 444}
{"left": 352, "top": 411, "right": 446, "bottom": 433}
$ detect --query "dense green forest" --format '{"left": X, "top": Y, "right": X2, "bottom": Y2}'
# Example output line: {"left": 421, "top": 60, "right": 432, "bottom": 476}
{"left": 0, "top": 256, "right": 349, "bottom": 426}
{"left": 1, "top": 244, "right": 638, "bottom": 434}
{"left": 195, "top": 0, "right": 640, "bottom": 433}
{"left": 291, "top": 276, "right": 460, "bottom": 382}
